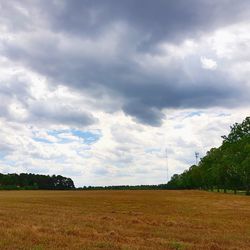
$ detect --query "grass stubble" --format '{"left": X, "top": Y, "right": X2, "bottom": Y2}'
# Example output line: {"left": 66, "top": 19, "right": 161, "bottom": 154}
{"left": 0, "top": 190, "right": 249, "bottom": 250}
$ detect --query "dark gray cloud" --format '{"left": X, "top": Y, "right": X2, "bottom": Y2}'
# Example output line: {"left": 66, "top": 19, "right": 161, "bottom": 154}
{"left": 4, "top": 0, "right": 249, "bottom": 44}
{"left": 53, "top": 0, "right": 250, "bottom": 48}
{"left": 0, "top": 75, "right": 97, "bottom": 126}
{"left": 29, "top": 102, "right": 98, "bottom": 127}
{"left": 0, "top": 78, "right": 30, "bottom": 121}
{"left": 1, "top": 0, "right": 250, "bottom": 126}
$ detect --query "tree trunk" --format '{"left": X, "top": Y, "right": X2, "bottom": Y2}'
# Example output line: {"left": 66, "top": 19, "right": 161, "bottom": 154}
{"left": 234, "top": 189, "right": 237, "bottom": 195}
{"left": 224, "top": 188, "right": 227, "bottom": 193}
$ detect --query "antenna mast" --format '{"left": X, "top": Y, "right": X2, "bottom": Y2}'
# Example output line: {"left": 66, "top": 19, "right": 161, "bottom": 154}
{"left": 195, "top": 152, "right": 199, "bottom": 165}
{"left": 165, "top": 148, "right": 169, "bottom": 181}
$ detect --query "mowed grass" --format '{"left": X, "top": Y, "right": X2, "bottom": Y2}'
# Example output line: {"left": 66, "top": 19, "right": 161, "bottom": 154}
{"left": 0, "top": 190, "right": 249, "bottom": 250}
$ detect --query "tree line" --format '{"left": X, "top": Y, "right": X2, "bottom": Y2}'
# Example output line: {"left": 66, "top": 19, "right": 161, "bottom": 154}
{"left": 166, "top": 116, "right": 250, "bottom": 195}
{"left": 77, "top": 184, "right": 168, "bottom": 190}
{"left": 0, "top": 173, "right": 75, "bottom": 190}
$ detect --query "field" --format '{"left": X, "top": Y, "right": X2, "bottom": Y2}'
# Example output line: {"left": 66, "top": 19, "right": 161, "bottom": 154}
{"left": 0, "top": 190, "right": 249, "bottom": 250}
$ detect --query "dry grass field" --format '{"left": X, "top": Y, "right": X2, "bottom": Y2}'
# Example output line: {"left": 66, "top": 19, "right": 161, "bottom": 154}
{"left": 0, "top": 190, "right": 249, "bottom": 250}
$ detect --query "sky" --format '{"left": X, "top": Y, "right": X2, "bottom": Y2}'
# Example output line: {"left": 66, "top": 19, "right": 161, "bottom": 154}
{"left": 0, "top": 0, "right": 249, "bottom": 187}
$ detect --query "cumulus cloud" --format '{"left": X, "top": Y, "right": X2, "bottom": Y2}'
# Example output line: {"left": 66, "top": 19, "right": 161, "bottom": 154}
{"left": 0, "top": 0, "right": 249, "bottom": 185}
{"left": 29, "top": 102, "right": 97, "bottom": 127}
{"left": 0, "top": 0, "right": 250, "bottom": 125}
{"left": 200, "top": 57, "right": 217, "bottom": 70}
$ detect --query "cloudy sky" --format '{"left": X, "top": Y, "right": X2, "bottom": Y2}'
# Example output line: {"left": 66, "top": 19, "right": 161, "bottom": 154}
{"left": 0, "top": 0, "right": 249, "bottom": 187}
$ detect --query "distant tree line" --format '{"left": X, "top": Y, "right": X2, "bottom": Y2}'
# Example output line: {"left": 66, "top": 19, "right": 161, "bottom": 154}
{"left": 0, "top": 173, "right": 75, "bottom": 190}
{"left": 166, "top": 117, "right": 250, "bottom": 195}
{"left": 77, "top": 184, "right": 168, "bottom": 190}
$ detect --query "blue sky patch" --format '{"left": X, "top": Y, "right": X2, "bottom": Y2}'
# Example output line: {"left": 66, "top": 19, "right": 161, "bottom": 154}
{"left": 0, "top": 152, "right": 6, "bottom": 160}
{"left": 185, "top": 111, "right": 203, "bottom": 118}
{"left": 71, "top": 129, "right": 101, "bottom": 144}
{"left": 33, "top": 129, "right": 102, "bottom": 145}
{"left": 33, "top": 137, "right": 53, "bottom": 144}
{"left": 145, "top": 148, "right": 161, "bottom": 154}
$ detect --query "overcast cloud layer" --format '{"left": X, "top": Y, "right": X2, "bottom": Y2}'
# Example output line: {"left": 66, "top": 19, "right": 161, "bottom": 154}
{"left": 0, "top": 0, "right": 249, "bottom": 186}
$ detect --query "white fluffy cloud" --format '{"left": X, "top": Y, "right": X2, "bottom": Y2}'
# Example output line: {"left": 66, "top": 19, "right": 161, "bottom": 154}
{"left": 0, "top": 1, "right": 249, "bottom": 186}
{"left": 200, "top": 57, "right": 217, "bottom": 70}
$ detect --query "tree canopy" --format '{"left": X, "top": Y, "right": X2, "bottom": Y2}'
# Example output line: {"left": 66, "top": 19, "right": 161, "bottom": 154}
{"left": 167, "top": 116, "right": 250, "bottom": 195}
{"left": 0, "top": 173, "right": 75, "bottom": 190}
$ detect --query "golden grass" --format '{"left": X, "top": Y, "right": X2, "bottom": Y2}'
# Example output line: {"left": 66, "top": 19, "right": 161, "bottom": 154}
{"left": 0, "top": 190, "right": 249, "bottom": 250}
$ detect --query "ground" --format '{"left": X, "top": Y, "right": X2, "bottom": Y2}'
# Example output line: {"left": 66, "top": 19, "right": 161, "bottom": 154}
{"left": 0, "top": 190, "right": 249, "bottom": 250}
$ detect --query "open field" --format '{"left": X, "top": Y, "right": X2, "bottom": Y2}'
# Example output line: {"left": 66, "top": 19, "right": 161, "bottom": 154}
{"left": 0, "top": 190, "right": 249, "bottom": 250}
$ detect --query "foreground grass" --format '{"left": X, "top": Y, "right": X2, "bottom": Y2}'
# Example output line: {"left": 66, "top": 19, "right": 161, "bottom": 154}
{"left": 0, "top": 190, "right": 249, "bottom": 250}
